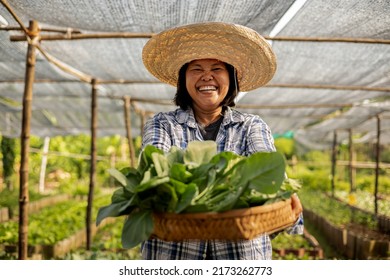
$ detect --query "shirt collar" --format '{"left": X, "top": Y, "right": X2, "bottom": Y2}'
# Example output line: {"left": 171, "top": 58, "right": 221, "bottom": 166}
{"left": 176, "top": 108, "right": 197, "bottom": 128}
{"left": 176, "top": 106, "right": 245, "bottom": 128}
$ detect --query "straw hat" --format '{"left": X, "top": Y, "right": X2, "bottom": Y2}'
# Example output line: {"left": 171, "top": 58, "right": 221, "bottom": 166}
{"left": 142, "top": 22, "right": 276, "bottom": 92}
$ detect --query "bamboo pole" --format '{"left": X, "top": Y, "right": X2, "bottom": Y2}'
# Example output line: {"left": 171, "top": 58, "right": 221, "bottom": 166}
{"left": 374, "top": 115, "right": 381, "bottom": 215}
{"left": 265, "top": 83, "right": 390, "bottom": 92}
{"left": 18, "top": 20, "right": 38, "bottom": 260}
{"left": 264, "top": 36, "right": 390, "bottom": 45}
{"left": 0, "top": 25, "right": 81, "bottom": 33}
{"left": 348, "top": 129, "right": 356, "bottom": 193}
{"left": 8, "top": 30, "right": 390, "bottom": 44}
{"left": 2, "top": 79, "right": 389, "bottom": 93}
{"left": 331, "top": 131, "right": 338, "bottom": 197}
{"left": 86, "top": 79, "right": 98, "bottom": 250}
{"left": 123, "top": 96, "right": 136, "bottom": 167}
{"left": 10, "top": 32, "right": 154, "bottom": 41}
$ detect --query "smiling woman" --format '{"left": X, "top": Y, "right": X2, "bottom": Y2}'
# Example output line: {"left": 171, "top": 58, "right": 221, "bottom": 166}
{"left": 138, "top": 21, "right": 304, "bottom": 260}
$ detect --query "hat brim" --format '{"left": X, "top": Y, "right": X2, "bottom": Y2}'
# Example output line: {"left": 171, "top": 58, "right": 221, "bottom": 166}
{"left": 142, "top": 22, "right": 277, "bottom": 92}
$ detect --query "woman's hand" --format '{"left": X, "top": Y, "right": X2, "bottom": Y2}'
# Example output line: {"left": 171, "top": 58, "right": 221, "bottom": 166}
{"left": 291, "top": 193, "right": 303, "bottom": 221}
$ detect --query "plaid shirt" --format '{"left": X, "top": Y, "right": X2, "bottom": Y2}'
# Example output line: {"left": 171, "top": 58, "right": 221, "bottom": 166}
{"left": 141, "top": 107, "right": 304, "bottom": 260}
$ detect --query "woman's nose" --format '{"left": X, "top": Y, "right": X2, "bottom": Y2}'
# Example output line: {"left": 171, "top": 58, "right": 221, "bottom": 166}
{"left": 201, "top": 71, "right": 213, "bottom": 81}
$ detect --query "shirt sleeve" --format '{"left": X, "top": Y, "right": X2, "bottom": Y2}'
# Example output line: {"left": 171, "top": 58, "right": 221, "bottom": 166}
{"left": 246, "top": 115, "right": 276, "bottom": 155}
{"left": 142, "top": 113, "right": 172, "bottom": 152}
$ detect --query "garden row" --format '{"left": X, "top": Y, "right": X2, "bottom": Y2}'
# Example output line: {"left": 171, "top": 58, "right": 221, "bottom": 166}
{"left": 330, "top": 191, "right": 390, "bottom": 234}
{"left": 0, "top": 195, "right": 111, "bottom": 259}
{"left": 0, "top": 193, "right": 71, "bottom": 223}
{"left": 300, "top": 191, "right": 389, "bottom": 259}
{"left": 272, "top": 229, "right": 323, "bottom": 259}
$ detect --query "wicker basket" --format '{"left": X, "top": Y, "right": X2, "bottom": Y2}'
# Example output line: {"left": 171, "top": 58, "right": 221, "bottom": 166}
{"left": 152, "top": 198, "right": 295, "bottom": 241}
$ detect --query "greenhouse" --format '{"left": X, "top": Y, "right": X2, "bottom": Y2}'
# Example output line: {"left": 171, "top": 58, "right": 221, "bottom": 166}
{"left": 0, "top": 0, "right": 389, "bottom": 262}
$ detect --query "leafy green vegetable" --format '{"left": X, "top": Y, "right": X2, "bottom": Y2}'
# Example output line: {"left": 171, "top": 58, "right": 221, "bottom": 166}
{"left": 96, "top": 140, "right": 301, "bottom": 248}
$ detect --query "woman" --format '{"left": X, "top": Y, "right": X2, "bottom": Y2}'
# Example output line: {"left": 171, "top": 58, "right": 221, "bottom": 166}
{"left": 141, "top": 22, "right": 303, "bottom": 260}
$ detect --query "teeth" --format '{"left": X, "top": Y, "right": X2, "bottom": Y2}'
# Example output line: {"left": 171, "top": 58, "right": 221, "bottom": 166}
{"left": 199, "top": 86, "right": 217, "bottom": 91}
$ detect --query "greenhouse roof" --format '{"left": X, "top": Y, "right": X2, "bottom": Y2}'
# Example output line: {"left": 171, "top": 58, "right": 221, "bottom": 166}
{"left": 0, "top": 0, "right": 389, "bottom": 149}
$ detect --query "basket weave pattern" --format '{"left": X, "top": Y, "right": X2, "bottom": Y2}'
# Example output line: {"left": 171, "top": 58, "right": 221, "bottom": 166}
{"left": 152, "top": 198, "right": 295, "bottom": 241}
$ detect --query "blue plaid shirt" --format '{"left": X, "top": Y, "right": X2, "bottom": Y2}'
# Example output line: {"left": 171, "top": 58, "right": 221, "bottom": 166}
{"left": 141, "top": 107, "right": 304, "bottom": 260}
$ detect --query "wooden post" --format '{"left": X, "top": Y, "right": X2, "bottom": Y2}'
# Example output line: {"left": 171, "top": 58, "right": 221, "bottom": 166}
{"left": 331, "top": 131, "right": 338, "bottom": 197}
{"left": 348, "top": 129, "right": 356, "bottom": 193}
{"left": 86, "top": 79, "right": 98, "bottom": 250}
{"left": 123, "top": 96, "right": 136, "bottom": 167}
{"left": 374, "top": 115, "right": 381, "bottom": 215}
{"left": 18, "top": 20, "right": 39, "bottom": 260}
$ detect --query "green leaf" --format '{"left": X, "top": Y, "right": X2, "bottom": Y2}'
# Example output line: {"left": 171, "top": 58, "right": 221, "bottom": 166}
{"left": 152, "top": 152, "right": 170, "bottom": 177}
{"left": 235, "top": 151, "right": 286, "bottom": 194}
{"left": 166, "top": 146, "right": 184, "bottom": 166}
{"left": 175, "top": 183, "right": 198, "bottom": 213}
{"left": 169, "top": 163, "right": 193, "bottom": 183}
{"left": 190, "top": 162, "right": 216, "bottom": 192}
{"left": 111, "top": 188, "right": 128, "bottom": 203}
{"left": 155, "top": 184, "right": 178, "bottom": 212}
{"left": 210, "top": 151, "right": 243, "bottom": 176}
{"left": 138, "top": 145, "right": 164, "bottom": 174}
{"left": 96, "top": 199, "right": 134, "bottom": 226}
{"left": 136, "top": 176, "right": 170, "bottom": 193}
{"left": 108, "top": 168, "right": 128, "bottom": 187}
{"left": 121, "top": 210, "right": 154, "bottom": 249}
{"left": 183, "top": 140, "right": 217, "bottom": 167}
{"left": 169, "top": 178, "right": 188, "bottom": 194}
{"left": 122, "top": 167, "right": 142, "bottom": 193}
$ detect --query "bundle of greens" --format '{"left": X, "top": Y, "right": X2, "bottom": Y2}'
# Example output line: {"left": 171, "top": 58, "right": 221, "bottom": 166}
{"left": 96, "top": 141, "right": 300, "bottom": 248}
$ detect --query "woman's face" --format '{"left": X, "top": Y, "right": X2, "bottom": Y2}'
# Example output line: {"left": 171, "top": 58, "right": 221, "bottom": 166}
{"left": 185, "top": 59, "right": 230, "bottom": 111}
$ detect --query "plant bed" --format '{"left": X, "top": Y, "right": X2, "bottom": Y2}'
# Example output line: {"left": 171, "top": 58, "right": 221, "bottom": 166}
{"left": 0, "top": 195, "right": 111, "bottom": 259}
{"left": 1, "top": 218, "right": 114, "bottom": 259}
{"left": 0, "top": 193, "right": 72, "bottom": 222}
{"left": 57, "top": 217, "right": 142, "bottom": 260}
{"left": 303, "top": 208, "right": 389, "bottom": 259}
{"left": 328, "top": 192, "right": 390, "bottom": 234}
{"left": 272, "top": 229, "right": 323, "bottom": 259}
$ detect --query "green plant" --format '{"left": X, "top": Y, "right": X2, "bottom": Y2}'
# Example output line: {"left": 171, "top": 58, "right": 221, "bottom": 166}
{"left": 1, "top": 136, "right": 16, "bottom": 190}
{"left": 274, "top": 138, "right": 295, "bottom": 159}
{"left": 0, "top": 195, "right": 110, "bottom": 245}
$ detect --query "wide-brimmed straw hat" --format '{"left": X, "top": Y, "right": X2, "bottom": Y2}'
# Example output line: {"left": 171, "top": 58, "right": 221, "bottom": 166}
{"left": 142, "top": 22, "right": 276, "bottom": 92}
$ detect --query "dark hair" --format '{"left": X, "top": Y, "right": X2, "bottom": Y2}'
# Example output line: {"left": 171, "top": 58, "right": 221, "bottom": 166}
{"left": 174, "top": 62, "right": 239, "bottom": 110}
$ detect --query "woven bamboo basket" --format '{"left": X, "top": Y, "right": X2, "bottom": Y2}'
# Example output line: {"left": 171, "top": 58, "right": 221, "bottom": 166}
{"left": 152, "top": 198, "right": 296, "bottom": 241}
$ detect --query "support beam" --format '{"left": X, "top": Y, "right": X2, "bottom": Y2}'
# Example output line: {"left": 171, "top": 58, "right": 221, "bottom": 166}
{"left": 331, "top": 131, "right": 338, "bottom": 197}
{"left": 374, "top": 115, "right": 381, "bottom": 215}
{"left": 18, "top": 20, "right": 38, "bottom": 260}
{"left": 8, "top": 30, "right": 390, "bottom": 45}
{"left": 348, "top": 129, "right": 356, "bottom": 193}
{"left": 86, "top": 78, "right": 98, "bottom": 250}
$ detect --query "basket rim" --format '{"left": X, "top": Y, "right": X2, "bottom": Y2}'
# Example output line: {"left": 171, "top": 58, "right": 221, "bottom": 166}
{"left": 153, "top": 198, "right": 292, "bottom": 219}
